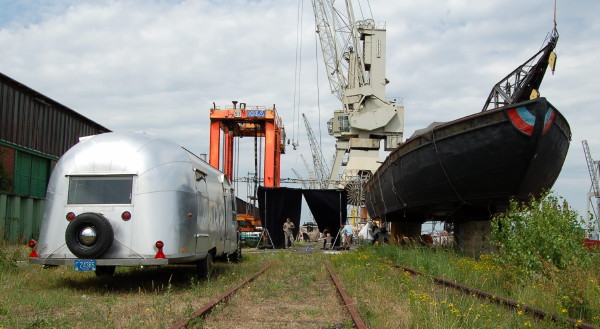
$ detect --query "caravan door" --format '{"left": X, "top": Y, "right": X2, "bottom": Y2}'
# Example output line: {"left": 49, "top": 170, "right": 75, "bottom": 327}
{"left": 222, "top": 187, "right": 238, "bottom": 254}
{"left": 195, "top": 175, "right": 210, "bottom": 254}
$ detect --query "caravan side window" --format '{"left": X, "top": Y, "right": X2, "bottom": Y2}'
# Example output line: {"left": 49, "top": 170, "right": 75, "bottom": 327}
{"left": 68, "top": 176, "right": 133, "bottom": 204}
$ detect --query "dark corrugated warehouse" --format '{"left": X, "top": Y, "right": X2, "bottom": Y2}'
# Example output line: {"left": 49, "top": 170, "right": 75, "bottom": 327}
{"left": 0, "top": 72, "right": 110, "bottom": 242}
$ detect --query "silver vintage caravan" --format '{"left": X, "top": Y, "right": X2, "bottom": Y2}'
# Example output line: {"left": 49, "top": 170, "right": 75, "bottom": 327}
{"left": 29, "top": 132, "right": 241, "bottom": 276}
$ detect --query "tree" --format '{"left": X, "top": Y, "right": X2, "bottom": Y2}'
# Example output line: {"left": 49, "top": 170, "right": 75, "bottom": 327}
{"left": 490, "top": 193, "right": 590, "bottom": 275}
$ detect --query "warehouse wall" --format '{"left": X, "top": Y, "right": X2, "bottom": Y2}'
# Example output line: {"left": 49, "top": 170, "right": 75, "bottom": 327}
{"left": 0, "top": 72, "right": 110, "bottom": 157}
{"left": 0, "top": 193, "right": 45, "bottom": 243}
{"left": 0, "top": 72, "right": 111, "bottom": 242}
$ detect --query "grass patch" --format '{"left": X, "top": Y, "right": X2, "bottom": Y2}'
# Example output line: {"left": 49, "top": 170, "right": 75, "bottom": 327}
{"left": 1, "top": 242, "right": 597, "bottom": 328}
{"left": 0, "top": 247, "right": 268, "bottom": 328}
{"left": 328, "top": 244, "right": 600, "bottom": 328}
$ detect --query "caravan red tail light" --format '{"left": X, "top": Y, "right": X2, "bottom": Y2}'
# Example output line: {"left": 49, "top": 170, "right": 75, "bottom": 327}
{"left": 121, "top": 211, "right": 131, "bottom": 221}
{"left": 155, "top": 241, "right": 166, "bottom": 259}
{"left": 66, "top": 212, "right": 76, "bottom": 221}
{"left": 28, "top": 239, "right": 39, "bottom": 258}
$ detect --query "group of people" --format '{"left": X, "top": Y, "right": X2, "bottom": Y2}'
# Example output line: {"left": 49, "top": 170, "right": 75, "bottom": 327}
{"left": 282, "top": 217, "right": 389, "bottom": 250}
{"left": 283, "top": 218, "right": 350, "bottom": 250}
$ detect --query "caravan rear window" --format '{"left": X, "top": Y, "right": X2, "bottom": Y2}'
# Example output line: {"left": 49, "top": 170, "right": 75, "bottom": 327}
{"left": 68, "top": 176, "right": 133, "bottom": 204}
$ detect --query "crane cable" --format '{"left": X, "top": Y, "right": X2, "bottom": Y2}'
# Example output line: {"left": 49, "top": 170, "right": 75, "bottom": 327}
{"left": 356, "top": 0, "right": 373, "bottom": 22}
{"left": 553, "top": 0, "right": 557, "bottom": 35}
{"left": 292, "top": 0, "right": 305, "bottom": 149}
{"left": 297, "top": 0, "right": 304, "bottom": 145}
{"left": 314, "top": 15, "right": 323, "bottom": 151}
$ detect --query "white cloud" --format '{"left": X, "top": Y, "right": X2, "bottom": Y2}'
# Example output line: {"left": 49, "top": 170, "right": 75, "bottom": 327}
{"left": 2, "top": 0, "right": 600, "bottom": 221}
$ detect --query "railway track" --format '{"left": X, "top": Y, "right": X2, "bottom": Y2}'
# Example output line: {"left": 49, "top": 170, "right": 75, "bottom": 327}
{"left": 394, "top": 264, "right": 600, "bottom": 329}
{"left": 164, "top": 251, "right": 597, "bottom": 329}
{"left": 169, "top": 262, "right": 274, "bottom": 329}
{"left": 169, "top": 258, "right": 368, "bottom": 329}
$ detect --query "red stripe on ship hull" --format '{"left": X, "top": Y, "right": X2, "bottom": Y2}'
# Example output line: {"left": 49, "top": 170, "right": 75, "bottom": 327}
{"left": 507, "top": 108, "right": 534, "bottom": 135}
{"left": 542, "top": 110, "right": 556, "bottom": 135}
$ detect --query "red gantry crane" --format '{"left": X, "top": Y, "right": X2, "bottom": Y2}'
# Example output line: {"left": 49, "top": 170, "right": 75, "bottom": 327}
{"left": 209, "top": 101, "right": 285, "bottom": 187}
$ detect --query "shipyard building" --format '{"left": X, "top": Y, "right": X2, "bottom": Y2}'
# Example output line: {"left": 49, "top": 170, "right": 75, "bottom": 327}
{"left": 0, "top": 72, "right": 110, "bottom": 242}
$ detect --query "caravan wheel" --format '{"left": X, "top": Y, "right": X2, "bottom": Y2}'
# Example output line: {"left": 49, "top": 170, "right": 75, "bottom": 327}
{"left": 65, "top": 213, "right": 114, "bottom": 259}
{"left": 228, "top": 242, "right": 242, "bottom": 263}
{"left": 196, "top": 252, "right": 213, "bottom": 279}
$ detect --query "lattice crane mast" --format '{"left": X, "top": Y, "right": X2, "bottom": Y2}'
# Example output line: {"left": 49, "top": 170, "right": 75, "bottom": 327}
{"left": 482, "top": 29, "right": 558, "bottom": 111}
{"left": 292, "top": 168, "right": 309, "bottom": 189}
{"left": 302, "top": 113, "right": 330, "bottom": 188}
{"left": 582, "top": 140, "right": 600, "bottom": 236}
{"left": 311, "top": 0, "right": 404, "bottom": 184}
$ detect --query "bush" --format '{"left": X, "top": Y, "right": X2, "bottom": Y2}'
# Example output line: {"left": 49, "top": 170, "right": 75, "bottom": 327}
{"left": 0, "top": 241, "right": 28, "bottom": 271}
{"left": 490, "top": 193, "right": 590, "bottom": 275}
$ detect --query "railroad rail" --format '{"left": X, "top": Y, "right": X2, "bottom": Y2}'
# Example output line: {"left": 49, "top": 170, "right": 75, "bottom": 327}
{"left": 169, "top": 262, "right": 274, "bottom": 329}
{"left": 325, "top": 261, "right": 368, "bottom": 329}
{"left": 168, "top": 258, "right": 598, "bottom": 329}
{"left": 394, "top": 264, "right": 600, "bottom": 329}
{"left": 169, "top": 260, "right": 368, "bottom": 328}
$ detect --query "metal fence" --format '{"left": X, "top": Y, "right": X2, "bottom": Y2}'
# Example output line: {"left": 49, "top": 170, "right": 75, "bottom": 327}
{"left": 0, "top": 193, "right": 44, "bottom": 243}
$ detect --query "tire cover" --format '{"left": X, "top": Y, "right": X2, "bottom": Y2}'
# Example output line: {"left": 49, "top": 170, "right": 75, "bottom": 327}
{"left": 65, "top": 212, "right": 114, "bottom": 259}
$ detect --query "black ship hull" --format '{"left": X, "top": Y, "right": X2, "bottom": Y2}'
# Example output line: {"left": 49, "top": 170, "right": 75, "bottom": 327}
{"left": 365, "top": 98, "right": 571, "bottom": 222}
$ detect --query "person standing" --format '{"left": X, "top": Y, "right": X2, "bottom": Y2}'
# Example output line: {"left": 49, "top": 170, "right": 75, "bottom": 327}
{"left": 342, "top": 222, "right": 354, "bottom": 249}
{"left": 283, "top": 218, "right": 295, "bottom": 249}
{"left": 321, "top": 227, "right": 331, "bottom": 249}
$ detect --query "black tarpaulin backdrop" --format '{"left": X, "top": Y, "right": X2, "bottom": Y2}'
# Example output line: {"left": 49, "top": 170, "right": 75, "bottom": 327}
{"left": 302, "top": 189, "right": 348, "bottom": 233}
{"left": 258, "top": 186, "right": 347, "bottom": 248}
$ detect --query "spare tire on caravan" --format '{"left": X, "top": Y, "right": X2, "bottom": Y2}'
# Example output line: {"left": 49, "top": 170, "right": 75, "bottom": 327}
{"left": 29, "top": 132, "right": 241, "bottom": 277}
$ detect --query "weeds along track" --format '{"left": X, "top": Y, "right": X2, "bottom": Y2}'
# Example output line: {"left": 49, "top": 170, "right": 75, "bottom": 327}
{"left": 394, "top": 264, "right": 600, "bottom": 329}
{"left": 169, "top": 256, "right": 367, "bottom": 329}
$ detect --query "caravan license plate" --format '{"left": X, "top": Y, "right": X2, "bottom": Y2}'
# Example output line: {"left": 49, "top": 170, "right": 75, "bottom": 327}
{"left": 74, "top": 259, "right": 96, "bottom": 271}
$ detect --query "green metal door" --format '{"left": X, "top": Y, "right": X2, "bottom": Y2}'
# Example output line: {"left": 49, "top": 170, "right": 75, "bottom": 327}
{"left": 13, "top": 151, "right": 49, "bottom": 198}
{"left": 30, "top": 156, "right": 49, "bottom": 198}
{"left": 14, "top": 152, "right": 31, "bottom": 195}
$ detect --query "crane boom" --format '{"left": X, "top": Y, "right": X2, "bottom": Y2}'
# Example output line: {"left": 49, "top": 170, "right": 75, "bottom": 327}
{"left": 583, "top": 140, "right": 600, "bottom": 197}
{"left": 303, "top": 113, "right": 330, "bottom": 188}
{"left": 291, "top": 168, "right": 309, "bottom": 189}
{"left": 582, "top": 140, "right": 600, "bottom": 238}
{"left": 312, "top": 0, "right": 347, "bottom": 101}
{"left": 482, "top": 30, "right": 558, "bottom": 111}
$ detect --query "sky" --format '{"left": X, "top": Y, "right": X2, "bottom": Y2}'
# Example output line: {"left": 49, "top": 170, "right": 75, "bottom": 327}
{"left": 1, "top": 0, "right": 599, "bottom": 228}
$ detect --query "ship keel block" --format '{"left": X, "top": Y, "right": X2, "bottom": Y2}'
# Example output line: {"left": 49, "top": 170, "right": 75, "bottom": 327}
{"left": 453, "top": 220, "right": 498, "bottom": 257}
